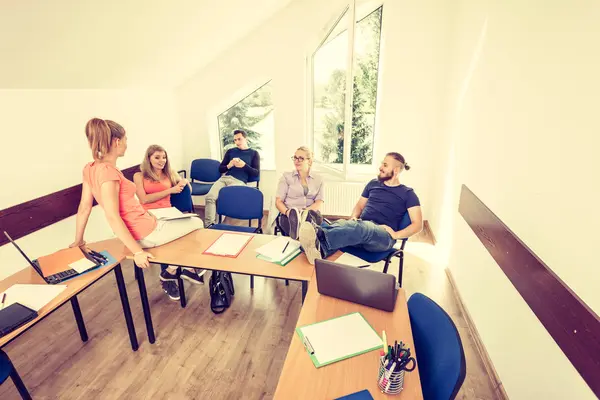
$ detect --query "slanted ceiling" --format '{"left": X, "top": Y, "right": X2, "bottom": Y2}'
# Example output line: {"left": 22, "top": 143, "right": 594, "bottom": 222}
{"left": 0, "top": 0, "right": 293, "bottom": 89}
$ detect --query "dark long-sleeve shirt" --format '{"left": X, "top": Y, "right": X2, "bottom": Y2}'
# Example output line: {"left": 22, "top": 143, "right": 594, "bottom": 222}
{"left": 218, "top": 148, "right": 260, "bottom": 183}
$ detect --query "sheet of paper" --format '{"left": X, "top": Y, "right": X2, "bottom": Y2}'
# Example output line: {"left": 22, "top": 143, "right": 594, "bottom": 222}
{"left": 335, "top": 252, "right": 371, "bottom": 268}
{"left": 205, "top": 233, "right": 252, "bottom": 256}
{"left": 148, "top": 207, "right": 184, "bottom": 219}
{"left": 0, "top": 284, "right": 67, "bottom": 311}
{"left": 69, "top": 257, "right": 97, "bottom": 274}
{"left": 299, "top": 312, "right": 382, "bottom": 366}
{"left": 255, "top": 237, "right": 301, "bottom": 262}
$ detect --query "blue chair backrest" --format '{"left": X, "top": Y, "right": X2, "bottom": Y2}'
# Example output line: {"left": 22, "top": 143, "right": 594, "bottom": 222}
{"left": 170, "top": 184, "right": 194, "bottom": 213}
{"left": 217, "top": 186, "right": 263, "bottom": 220}
{"left": 408, "top": 293, "right": 466, "bottom": 400}
{"left": 399, "top": 211, "right": 412, "bottom": 231}
{"left": 190, "top": 159, "right": 221, "bottom": 183}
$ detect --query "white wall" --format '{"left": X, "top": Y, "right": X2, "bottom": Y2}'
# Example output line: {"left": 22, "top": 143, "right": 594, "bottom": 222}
{"left": 0, "top": 90, "right": 182, "bottom": 279}
{"left": 431, "top": 1, "right": 600, "bottom": 398}
{"left": 176, "top": 0, "right": 448, "bottom": 216}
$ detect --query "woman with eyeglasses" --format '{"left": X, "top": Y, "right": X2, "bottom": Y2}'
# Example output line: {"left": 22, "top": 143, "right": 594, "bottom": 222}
{"left": 275, "top": 146, "right": 325, "bottom": 239}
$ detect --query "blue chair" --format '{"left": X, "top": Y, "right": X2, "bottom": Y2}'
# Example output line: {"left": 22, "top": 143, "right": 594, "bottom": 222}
{"left": 209, "top": 186, "right": 264, "bottom": 289}
{"left": 408, "top": 293, "right": 466, "bottom": 400}
{"left": 0, "top": 350, "right": 31, "bottom": 399}
{"left": 340, "top": 212, "right": 412, "bottom": 287}
{"left": 189, "top": 159, "right": 221, "bottom": 196}
{"left": 170, "top": 184, "right": 194, "bottom": 213}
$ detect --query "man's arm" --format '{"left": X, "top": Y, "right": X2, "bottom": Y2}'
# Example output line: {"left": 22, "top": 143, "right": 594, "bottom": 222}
{"left": 350, "top": 196, "right": 368, "bottom": 220}
{"left": 219, "top": 149, "right": 233, "bottom": 173}
{"left": 386, "top": 206, "right": 423, "bottom": 240}
{"left": 243, "top": 150, "right": 260, "bottom": 177}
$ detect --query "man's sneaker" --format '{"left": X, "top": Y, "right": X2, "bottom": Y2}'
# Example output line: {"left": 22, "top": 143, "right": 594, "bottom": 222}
{"left": 181, "top": 268, "right": 206, "bottom": 285}
{"left": 161, "top": 281, "right": 180, "bottom": 301}
{"left": 305, "top": 210, "right": 324, "bottom": 226}
{"left": 299, "top": 221, "right": 323, "bottom": 265}
{"left": 159, "top": 268, "right": 178, "bottom": 282}
{"left": 288, "top": 207, "right": 301, "bottom": 240}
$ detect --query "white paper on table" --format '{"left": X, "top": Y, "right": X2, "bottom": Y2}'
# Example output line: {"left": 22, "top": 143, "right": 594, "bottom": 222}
{"left": 335, "top": 252, "right": 371, "bottom": 268}
{"left": 255, "top": 237, "right": 301, "bottom": 262}
{"left": 0, "top": 284, "right": 68, "bottom": 311}
{"left": 69, "top": 257, "right": 98, "bottom": 273}
{"left": 299, "top": 312, "right": 382, "bottom": 366}
{"left": 205, "top": 233, "right": 252, "bottom": 256}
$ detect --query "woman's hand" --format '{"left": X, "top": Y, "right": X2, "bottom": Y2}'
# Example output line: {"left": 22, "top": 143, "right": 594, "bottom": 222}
{"left": 69, "top": 240, "right": 85, "bottom": 248}
{"left": 134, "top": 251, "right": 154, "bottom": 269}
{"left": 170, "top": 184, "right": 184, "bottom": 194}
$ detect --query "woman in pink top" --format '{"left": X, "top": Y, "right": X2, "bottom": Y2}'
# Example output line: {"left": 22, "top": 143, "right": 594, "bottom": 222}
{"left": 133, "top": 144, "right": 206, "bottom": 295}
{"left": 275, "top": 146, "right": 325, "bottom": 240}
{"left": 71, "top": 118, "right": 203, "bottom": 301}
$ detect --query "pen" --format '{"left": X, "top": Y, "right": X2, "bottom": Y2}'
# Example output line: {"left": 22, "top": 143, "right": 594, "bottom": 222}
{"left": 282, "top": 241, "right": 290, "bottom": 253}
{"left": 1, "top": 293, "right": 5, "bottom": 309}
{"left": 90, "top": 250, "right": 107, "bottom": 261}
{"left": 382, "top": 330, "right": 387, "bottom": 353}
{"left": 303, "top": 336, "right": 315, "bottom": 355}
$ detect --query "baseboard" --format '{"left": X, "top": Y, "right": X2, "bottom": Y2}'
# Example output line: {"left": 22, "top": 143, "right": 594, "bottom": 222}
{"left": 445, "top": 268, "right": 509, "bottom": 400}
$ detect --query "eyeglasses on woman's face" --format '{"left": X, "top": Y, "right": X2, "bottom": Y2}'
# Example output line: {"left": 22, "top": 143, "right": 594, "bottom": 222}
{"left": 292, "top": 156, "right": 310, "bottom": 163}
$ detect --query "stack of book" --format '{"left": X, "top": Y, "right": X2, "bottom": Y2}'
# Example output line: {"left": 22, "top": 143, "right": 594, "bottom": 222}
{"left": 255, "top": 237, "right": 302, "bottom": 266}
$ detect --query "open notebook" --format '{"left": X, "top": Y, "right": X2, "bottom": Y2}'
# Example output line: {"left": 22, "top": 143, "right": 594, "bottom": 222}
{"left": 255, "top": 237, "right": 302, "bottom": 265}
{"left": 148, "top": 207, "right": 199, "bottom": 221}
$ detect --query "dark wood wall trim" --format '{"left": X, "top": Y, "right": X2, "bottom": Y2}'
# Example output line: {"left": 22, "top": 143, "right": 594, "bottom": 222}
{"left": 459, "top": 184, "right": 600, "bottom": 398}
{"left": 0, "top": 165, "right": 140, "bottom": 247}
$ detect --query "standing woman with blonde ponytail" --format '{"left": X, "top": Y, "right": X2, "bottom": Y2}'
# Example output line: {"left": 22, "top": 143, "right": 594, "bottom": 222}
{"left": 71, "top": 119, "right": 203, "bottom": 300}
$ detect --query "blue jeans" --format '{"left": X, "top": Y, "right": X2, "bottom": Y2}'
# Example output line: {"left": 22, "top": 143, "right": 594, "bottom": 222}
{"left": 320, "top": 220, "right": 395, "bottom": 258}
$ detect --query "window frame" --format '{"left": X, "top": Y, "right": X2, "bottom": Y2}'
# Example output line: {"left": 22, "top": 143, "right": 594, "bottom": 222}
{"left": 307, "top": 0, "right": 384, "bottom": 182}
{"left": 216, "top": 79, "right": 275, "bottom": 170}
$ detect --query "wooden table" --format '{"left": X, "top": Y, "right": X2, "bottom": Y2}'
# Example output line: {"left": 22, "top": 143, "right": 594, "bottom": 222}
{"left": 130, "top": 229, "right": 316, "bottom": 344}
{"left": 0, "top": 239, "right": 138, "bottom": 351}
{"left": 274, "top": 275, "right": 423, "bottom": 400}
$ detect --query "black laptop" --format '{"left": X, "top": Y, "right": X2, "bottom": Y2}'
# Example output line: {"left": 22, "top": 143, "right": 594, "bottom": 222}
{"left": 4, "top": 231, "right": 105, "bottom": 284}
{"left": 315, "top": 258, "right": 398, "bottom": 312}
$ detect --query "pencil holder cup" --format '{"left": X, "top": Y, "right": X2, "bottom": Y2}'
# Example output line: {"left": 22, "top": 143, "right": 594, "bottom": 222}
{"left": 377, "top": 358, "right": 405, "bottom": 395}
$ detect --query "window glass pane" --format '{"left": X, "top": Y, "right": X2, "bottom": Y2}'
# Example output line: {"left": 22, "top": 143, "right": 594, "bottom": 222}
{"left": 312, "top": 10, "right": 349, "bottom": 165}
{"left": 217, "top": 82, "right": 275, "bottom": 170}
{"left": 350, "top": 6, "right": 382, "bottom": 165}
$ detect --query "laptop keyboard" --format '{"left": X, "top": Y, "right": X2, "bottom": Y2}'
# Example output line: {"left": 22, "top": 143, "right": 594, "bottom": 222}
{"left": 54, "top": 269, "right": 77, "bottom": 279}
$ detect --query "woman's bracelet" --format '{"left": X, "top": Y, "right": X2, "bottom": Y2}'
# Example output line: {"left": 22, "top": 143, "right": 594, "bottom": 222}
{"left": 133, "top": 251, "right": 144, "bottom": 256}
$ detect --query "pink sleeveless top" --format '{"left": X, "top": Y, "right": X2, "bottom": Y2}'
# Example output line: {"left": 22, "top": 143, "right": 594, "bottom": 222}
{"left": 82, "top": 162, "right": 156, "bottom": 240}
{"left": 142, "top": 176, "right": 172, "bottom": 210}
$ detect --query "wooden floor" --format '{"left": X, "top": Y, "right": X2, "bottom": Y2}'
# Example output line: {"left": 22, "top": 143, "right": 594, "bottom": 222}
{"left": 0, "top": 219, "right": 500, "bottom": 399}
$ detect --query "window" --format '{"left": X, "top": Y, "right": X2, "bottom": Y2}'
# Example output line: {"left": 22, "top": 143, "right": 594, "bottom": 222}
{"left": 217, "top": 81, "right": 275, "bottom": 170}
{"left": 311, "top": 1, "right": 383, "bottom": 178}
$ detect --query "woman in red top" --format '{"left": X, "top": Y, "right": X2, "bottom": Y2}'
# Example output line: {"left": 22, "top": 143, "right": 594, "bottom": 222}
{"left": 71, "top": 119, "right": 202, "bottom": 301}
{"left": 133, "top": 145, "right": 206, "bottom": 295}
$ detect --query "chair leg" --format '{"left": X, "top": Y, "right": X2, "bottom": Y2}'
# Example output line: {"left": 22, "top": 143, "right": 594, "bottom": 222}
{"left": 398, "top": 255, "right": 404, "bottom": 288}
{"left": 285, "top": 280, "right": 289, "bottom": 286}
{"left": 10, "top": 367, "right": 32, "bottom": 400}
{"left": 250, "top": 275, "right": 254, "bottom": 289}
{"left": 383, "top": 257, "right": 392, "bottom": 274}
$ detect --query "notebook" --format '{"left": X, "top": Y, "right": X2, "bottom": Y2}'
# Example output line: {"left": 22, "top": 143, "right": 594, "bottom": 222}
{"left": 296, "top": 312, "right": 383, "bottom": 368}
{"left": 255, "top": 237, "right": 302, "bottom": 266}
{"left": 0, "top": 303, "right": 38, "bottom": 337}
{"left": 203, "top": 233, "right": 253, "bottom": 257}
{"left": 148, "top": 207, "right": 199, "bottom": 221}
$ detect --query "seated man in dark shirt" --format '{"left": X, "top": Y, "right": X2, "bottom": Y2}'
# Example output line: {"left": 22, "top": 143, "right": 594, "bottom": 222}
{"left": 299, "top": 152, "right": 423, "bottom": 265}
{"left": 204, "top": 129, "right": 260, "bottom": 226}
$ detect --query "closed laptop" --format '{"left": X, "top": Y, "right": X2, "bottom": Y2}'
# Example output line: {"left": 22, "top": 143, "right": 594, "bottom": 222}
{"left": 315, "top": 259, "right": 397, "bottom": 312}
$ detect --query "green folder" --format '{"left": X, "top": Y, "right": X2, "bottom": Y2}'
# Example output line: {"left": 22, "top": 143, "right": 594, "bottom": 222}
{"left": 256, "top": 248, "right": 301, "bottom": 266}
{"left": 296, "top": 312, "right": 383, "bottom": 368}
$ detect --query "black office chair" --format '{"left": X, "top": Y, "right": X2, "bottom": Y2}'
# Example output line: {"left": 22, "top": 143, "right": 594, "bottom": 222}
{"left": 0, "top": 350, "right": 31, "bottom": 400}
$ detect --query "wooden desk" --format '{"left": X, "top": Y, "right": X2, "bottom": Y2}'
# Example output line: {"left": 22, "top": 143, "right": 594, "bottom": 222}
{"left": 274, "top": 276, "right": 423, "bottom": 400}
{"left": 0, "top": 239, "right": 138, "bottom": 351}
{"left": 130, "top": 229, "right": 317, "bottom": 344}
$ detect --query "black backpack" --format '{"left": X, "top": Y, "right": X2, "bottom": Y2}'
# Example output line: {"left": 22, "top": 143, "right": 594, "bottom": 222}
{"left": 209, "top": 271, "right": 235, "bottom": 314}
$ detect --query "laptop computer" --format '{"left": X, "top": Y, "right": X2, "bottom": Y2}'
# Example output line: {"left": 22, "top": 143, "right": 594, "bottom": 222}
{"left": 4, "top": 231, "right": 105, "bottom": 284}
{"left": 315, "top": 258, "right": 398, "bottom": 312}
